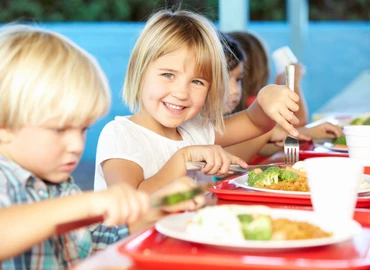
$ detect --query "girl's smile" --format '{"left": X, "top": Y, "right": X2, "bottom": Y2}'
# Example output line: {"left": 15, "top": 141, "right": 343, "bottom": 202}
{"left": 132, "top": 46, "right": 210, "bottom": 136}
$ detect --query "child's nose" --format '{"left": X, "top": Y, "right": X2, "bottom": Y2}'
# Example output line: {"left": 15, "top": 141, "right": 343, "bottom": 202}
{"left": 66, "top": 133, "right": 85, "bottom": 154}
{"left": 171, "top": 82, "right": 189, "bottom": 100}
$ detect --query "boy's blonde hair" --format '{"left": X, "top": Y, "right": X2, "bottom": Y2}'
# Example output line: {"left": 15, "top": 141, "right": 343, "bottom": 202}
{"left": 0, "top": 24, "right": 111, "bottom": 130}
{"left": 123, "top": 9, "right": 228, "bottom": 132}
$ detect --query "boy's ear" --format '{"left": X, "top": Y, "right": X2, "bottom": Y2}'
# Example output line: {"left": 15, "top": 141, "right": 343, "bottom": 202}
{"left": 0, "top": 128, "right": 14, "bottom": 143}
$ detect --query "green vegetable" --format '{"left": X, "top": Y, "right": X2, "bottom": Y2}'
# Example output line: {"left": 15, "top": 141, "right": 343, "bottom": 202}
{"left": 240, "top": 215, "right": 272, "bottom": 240}
{"left": 161, "top": 189, "right": 202, "bottom": 206}
{"left": 247, "top": 170, "right": 258, "bottom": 186}
{"left": 248, "top": 166, "right": 281, "bottom": 187}
{"left": 279, "top": 170, "right": 299, "bottom": 182}
{"left": 363, "top": 117, "right": 370, "bottom": 125}
{"left": 237, "top": 214, "right": 253, "bottom": 224}
{"left": 350, "top": 117, "right": 364, "bottom": 125}
{"left": 333, "top": 135, "right": 346, "bottom": 145}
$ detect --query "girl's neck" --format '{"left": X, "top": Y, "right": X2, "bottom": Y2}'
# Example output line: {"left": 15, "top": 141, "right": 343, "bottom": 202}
{"left": 129, "top": 113, "right": 182, "bottom": 141}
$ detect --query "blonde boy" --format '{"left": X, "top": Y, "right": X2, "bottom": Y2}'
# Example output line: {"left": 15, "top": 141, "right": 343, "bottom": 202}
{"left": 0, "top": 24, "right": 204, "bottom": 269}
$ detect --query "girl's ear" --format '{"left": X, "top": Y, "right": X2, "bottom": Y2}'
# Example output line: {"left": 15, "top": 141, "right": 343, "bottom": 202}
{"left": 0, "top": 128, "right": 14, "bottom": 143}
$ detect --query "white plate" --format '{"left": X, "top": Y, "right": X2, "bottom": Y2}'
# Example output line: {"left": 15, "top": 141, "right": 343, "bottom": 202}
{"left": 322, "top": 142, "right": 348, "bottom": 152}
{"left": 155, "top": 208, "right": 362, "bottom": 251}
{"left": 232, "top": 174, "right": 370, "bottom": 195}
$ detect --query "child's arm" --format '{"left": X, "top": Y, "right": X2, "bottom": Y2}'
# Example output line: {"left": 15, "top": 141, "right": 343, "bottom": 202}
{"left": 0, "top": 184, "right": 149, "bottom": 261}
{"left": 102, "top": 145, "right": 248, "bottom": 194}
{"left": 216, "top": 84, "right": 300, "bottom": 147}
{"left": 224, "top": 130, "right": 273, "bottom": 162}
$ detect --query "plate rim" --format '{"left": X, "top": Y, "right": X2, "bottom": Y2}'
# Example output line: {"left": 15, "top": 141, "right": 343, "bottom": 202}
{"left": 232, "top": 173, "right": 370, "bottom": 195}
{"left": 155, "top": 208, "right": 362, "bottom": 250}
{"left": 322, "top": 142, "right": 348, "bottom": 152}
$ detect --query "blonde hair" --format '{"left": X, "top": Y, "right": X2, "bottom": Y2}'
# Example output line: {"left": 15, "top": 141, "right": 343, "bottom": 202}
{"left": 123, "top": 9, "right": 228, "bottom": 132}
{"left": 0, "top": 24, "right": 111, "bottom": 130}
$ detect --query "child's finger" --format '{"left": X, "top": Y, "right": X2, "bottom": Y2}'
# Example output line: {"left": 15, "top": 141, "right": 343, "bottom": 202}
{"left": 229, "top": 155, "right": 248, "bottom": 168}
{"left": 275, "top": 115, "right": 299, "bottom": 137}
{"left": 280, "top": 109, "right": 299, "bottom": 126}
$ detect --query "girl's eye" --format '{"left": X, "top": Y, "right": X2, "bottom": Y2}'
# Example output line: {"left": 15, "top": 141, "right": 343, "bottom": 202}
{"left": 237, "top": 78, "right": 243, "bottom": 83}
{"left": 162, "top": 73, "right": 174, "bottom": 79}
{"left": 192, "top": 79, "right": 204, "bottom": 86}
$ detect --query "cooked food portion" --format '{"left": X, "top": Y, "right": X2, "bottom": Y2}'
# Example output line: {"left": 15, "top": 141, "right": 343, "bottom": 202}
{"left": 246, "top": 162, "right": 370, "bottom": 192}
{"left": 186, "top": 205, "right": 332, "bottom": 241}
{"left": 247, "top": 165, "right": 309, "bottom": 192}
{"left": 334, "top": 115, "right": 370, "bottom": 146}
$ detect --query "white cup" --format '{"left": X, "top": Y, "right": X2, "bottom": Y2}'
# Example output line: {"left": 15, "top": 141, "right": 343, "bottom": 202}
{"left": 272, "top": 46, "right": 298, "bottom": 74}
{"left": 304, "top": 157, "right": 363, "bottom": 225}
{"left": 343, "top": 125, "right": 370, "bottom": 176}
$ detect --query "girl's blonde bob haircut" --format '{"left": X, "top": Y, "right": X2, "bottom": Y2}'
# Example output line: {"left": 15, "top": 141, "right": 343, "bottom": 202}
{"left": 123, "top": 9, "right": 228, "bottom": 132}
{"left": 0, "top": 24, "right": 111, "bottom": 130}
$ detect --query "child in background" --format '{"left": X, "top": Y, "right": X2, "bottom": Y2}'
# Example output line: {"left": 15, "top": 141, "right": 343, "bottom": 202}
{"left": 228, "top": 31, "right": 309, "bottom": 126}
{"left": 223, "top": 32, "right": 343, "bottom": 163}
{"left": 94, "top": 9, "right": 302, "bottom": 194}
{"left": 0, "top": 24, "right": 204, "bottom": 269}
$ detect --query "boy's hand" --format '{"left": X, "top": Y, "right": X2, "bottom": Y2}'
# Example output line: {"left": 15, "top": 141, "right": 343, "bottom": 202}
{"left": 90, "top": 183, "right": 150, "bottom": 227}
{"left": 257, "top": 84, "right": 300, "bottom": 136}
{"left": 183, "top": 145, "right": 248, "bottom": 175}
{"left": 128, "top": 177, "right": 206, "bottom": 234}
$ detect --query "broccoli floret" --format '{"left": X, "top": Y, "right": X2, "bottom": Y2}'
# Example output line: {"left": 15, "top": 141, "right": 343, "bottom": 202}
{"left": 237, "top": 214, "right": 253, "bottom": 224}
{"left": 247, "top": 170, "right": 258, "bottom": 186}
{"left": 240, "top": 215, "right": 272, "bottom": 240}
{"left": 333, "top": 135, "right": 346, "bottom": 145}
{"left": 279, "top": 170, "right": 299, "bottom": 182}
{"left": 251, "top": 166, "right": 281, "bottom": 187}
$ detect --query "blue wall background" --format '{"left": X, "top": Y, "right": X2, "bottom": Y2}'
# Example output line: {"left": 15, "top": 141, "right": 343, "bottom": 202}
{"left": 39, "top": 22, "right": 370, "bottom": 162}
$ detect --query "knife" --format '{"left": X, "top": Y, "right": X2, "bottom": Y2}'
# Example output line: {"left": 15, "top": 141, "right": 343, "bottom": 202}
{"left": 55, "top": 183, "right": 212, "bottom": 235}
{"left": 186, "top": 161, "right": 284, "bottom": 172}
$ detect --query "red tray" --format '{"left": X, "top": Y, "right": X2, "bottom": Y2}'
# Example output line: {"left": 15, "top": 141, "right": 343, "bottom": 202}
{"left": 298, "top": 141, "right": 348, "bottom": 160}
{"left": 211, "top": 178, "right": 370, "bottom": 208}
{"left": 299, "top": 150, "right": 348, "bottom": 160}
{"left": 118, "top": 208, "right": 370, "bottom": 270}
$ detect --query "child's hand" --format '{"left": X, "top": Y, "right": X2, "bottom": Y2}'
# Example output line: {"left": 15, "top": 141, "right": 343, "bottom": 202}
{"left": 298, "top": 122, "right": 343, "bottom": 139}
{"left": 91, "top": 183, "right": 150, "bottom": 227}
{"left": 270, "top": 125, "right": 311, "bottom": 147}
{"left": 257, "top": 84, "right": 300, "bottom": 136}
{"left": 183, "top": 145, "right": 248, "bottom": 175}
{"left": 128, "top": 177, "right": 206, "bottom": 234}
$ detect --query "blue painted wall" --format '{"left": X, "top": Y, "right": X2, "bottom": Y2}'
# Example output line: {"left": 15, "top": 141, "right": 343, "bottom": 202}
{"left": 33, "top": 22, "right": 370, "bottom": 161}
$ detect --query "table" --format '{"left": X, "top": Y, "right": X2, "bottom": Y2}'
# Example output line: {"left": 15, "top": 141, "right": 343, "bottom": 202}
{"left": 74, "top": 146, "right": 366, "bottom": 269}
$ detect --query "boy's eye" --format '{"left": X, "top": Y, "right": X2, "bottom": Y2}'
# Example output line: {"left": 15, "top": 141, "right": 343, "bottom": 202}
{"left": 54, "top": 128, "right": 66, "bottom": 133}
{"left": 82, "top": 127, "right": 90, "bottom": 134}
{"left": 162, "top": 73, "right": 174, "bottom": 79}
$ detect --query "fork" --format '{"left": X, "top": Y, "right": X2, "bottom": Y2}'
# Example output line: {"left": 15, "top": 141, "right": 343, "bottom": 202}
{"left": 284, "top": 65, "right": 300, "bottom": 165}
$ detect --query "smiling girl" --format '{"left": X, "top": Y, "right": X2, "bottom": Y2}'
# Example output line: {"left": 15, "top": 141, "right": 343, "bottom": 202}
{"left": 94, "top": 9, "right": 301, "bottom": 194}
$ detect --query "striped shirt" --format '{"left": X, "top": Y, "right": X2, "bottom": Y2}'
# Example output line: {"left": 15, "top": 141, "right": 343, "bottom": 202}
{"left": 0, "top": 155, "right": 129, "bottom": 270}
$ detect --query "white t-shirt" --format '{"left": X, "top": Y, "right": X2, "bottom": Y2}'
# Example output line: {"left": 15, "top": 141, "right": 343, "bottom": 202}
{"left": 94, "top": 116, "right": 215, "bottom": 191}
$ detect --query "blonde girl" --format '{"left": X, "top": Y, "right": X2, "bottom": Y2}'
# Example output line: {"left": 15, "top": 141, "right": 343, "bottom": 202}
{"left": 94, "top": 9, "right": 300, "bottom": 194}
